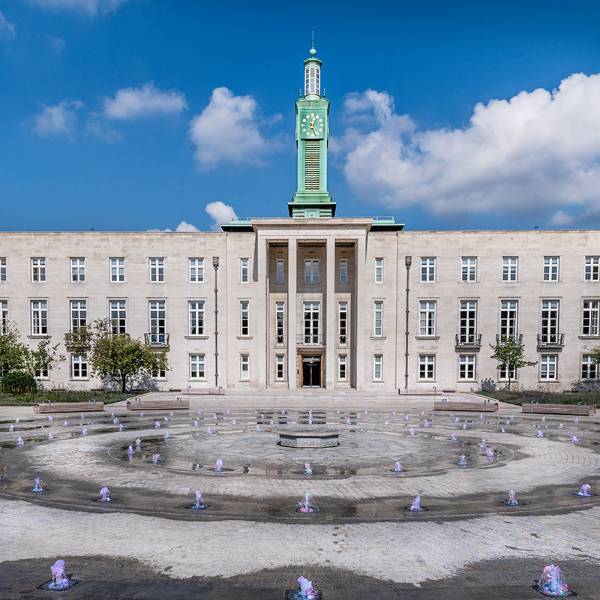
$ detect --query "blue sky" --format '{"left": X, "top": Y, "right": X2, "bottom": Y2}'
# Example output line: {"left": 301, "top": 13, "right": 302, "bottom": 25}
{"left": 2, "top": 0, "right": 600, "bottom": 231}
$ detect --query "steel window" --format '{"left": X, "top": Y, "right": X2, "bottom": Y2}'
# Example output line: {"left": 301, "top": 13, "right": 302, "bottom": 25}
{"left": 188, "top": 300, "right": 205, "bottom": 336}
{"left": 70, "top": 257, "right": 85, "bottom": 282}
{"left": 189, "top": 258, "right": 204, "bottom": 283}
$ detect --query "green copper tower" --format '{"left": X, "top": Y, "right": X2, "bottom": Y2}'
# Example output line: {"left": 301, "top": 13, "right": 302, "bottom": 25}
{"left": 288, "top": 41, "right": 336, "bottom": 218}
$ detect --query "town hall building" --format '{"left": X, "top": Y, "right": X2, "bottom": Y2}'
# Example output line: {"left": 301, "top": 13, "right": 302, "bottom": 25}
{"left": 1, "top": 46, "right": 600, "bottom": 394}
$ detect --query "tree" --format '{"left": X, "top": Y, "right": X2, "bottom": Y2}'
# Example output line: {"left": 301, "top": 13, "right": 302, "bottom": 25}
{"left": 22, "top": 338, "right": 65, "bottom": 381}
{"left": 590, "top": 347, "right": 600, "bottom": 371}
{"left": 490, "top": 338, "right": 537, "bottom": 391}
{"left": 0, "top": 321, "right": 26, "bottom": 375}
{"left": 87, "top": 319, "right": 168, "bottom": 392}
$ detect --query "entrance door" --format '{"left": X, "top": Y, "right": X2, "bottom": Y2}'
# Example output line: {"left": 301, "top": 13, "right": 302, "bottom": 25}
{"left": 302, "top": 356, "right": 322, "bottom": 388}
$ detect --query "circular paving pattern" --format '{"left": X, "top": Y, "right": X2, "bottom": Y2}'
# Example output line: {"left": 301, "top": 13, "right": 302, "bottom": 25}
{"left": 0, "top": 407, "right": 599, "bottom": 522}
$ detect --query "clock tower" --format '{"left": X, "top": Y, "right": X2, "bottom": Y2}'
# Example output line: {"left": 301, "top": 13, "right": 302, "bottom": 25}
{"left": 288, "top": 42, "right": 336, "bottom": 218}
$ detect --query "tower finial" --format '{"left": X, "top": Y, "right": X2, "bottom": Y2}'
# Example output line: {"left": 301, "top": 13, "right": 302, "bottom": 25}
{"left": 310, "top": 31, "right": 317, "bottom": 56}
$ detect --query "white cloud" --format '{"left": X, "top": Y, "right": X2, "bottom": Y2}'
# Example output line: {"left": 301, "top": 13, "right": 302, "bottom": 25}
{"left": 189, "top": 87, "right": 274, "bottom": 169}
{"left": 33, "top": 100, "right": 83, "bottom": 137}
{"left": 175, "top": 220, "right": 199, "bottom": 232}
{"left": 103, "top": 82, "right": 187, "bottom": 120}
{"left": 334, "top": 74, "right": 600, "bottom": 225}
{"left": 25, "top": 0, "right": 126, "bottom": 16}
{"left": 205, "top": 201, "right": 237, "bottom": 230}
{"left": 0, "top": 10, "right": 16, "bottom": 40}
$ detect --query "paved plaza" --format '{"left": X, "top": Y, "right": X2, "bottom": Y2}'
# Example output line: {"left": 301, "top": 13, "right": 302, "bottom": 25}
{"left": 1, "top": 393, "right": 600, "bottom": 598}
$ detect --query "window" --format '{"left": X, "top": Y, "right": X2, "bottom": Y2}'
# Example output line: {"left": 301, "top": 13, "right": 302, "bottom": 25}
{"left": 70, "top": 300, "right": 87, "bottom": 332}
{"left": 461, "top": 257, "right": 477, "bottom": 282}
{"left": 31, "top": 257, "right": 46, "bottom": 282}
{"left": 304, "top": 259, "right": 320, "bottom": 284}
{"left": 240, "top": 258, "right": 250, "bottom": 283}
{"left": 240, "top": 301, "right": 250, "bottom": 336}
{"left": 502, "top": 256, "right": 518, "bottom": 282}
{"left": 540, "top": 354, "right": 558, "bottom": 381}
{"left": 189, "top": 258, "right": 204, "bottom": 283}
{"left": 339, "top": 258, "right": 348, "bottom": 284}
{"left": 585, "top": 256, "right": 600, "bottom": 282}
{"left": 500, "top": 300, "right": 519, "bottom": 340}
{"left": 420, "top": 257, "right": 436, "bottom": 282}
{"left": 151, "top": 365, "right": 166, "bottom": 379}
{"left": 35, "top": 365, "right": 48, "bottom": 379}
{"left": 110, "top": 257, "right": 125, "bottom": 282}
{"left": 418, "top": 354, "right": 435, "bottom": 381}
{"left": 582, "top": 300, "right": 600, "bottom": 336}
{"left": 149, "top": 258, "right": 165, "bottom": 283}
{"left": 189, "top": 354, "right": 205, "bottom": 380}
{"left": 544, "top": 256, "right": 559, "bottom": 282}
{"left": 0, "top": 257, "right": 5, "bottom": 282}
{"left": 338, "top": 301, "right": 348, "bottom": 345}
{"left": 275, "top": 302, "right": 285, "bottom": 344}
{"left": 374, "top": 258, "right": 384, "bottom": 283}
{"left": 373, "top": 354, "right": 383, "bottom": 381}
{"left": 188, "top": 300, "right": 205, "bottom": 336}
{"left": 70, "top": 257, "right": 85, "bottom": 283}
{"left": 499, "top": 364, "right": 517, "bottom": 381}
{"left": 338, "top": 354, "right": 348, "bottom": 381}
{"left": 276, "top": 354, "right": 285, "bottom": 381}
{"left": 148, "top": 300, "right": 166, "bottom": 344}
{"left": 240, "top": 354, "right": 250, "bottom": 380}
{"left": 419, "top": 300, "right": 437, "bottom": 337}
{"left": 31, "top": 300, "right": 48, "bottom": 335}
{"left": 373, "top": 301, "right": 384, "bottom": 337}
{"left": 458, "top": 355, "right": 476, "bottom": 381}
{"left": 458, "top": 300, "right": 477, "bottom": 344}
{"left": 275, "top": 259, "right": 285, "bottom": 284}
{"left": 0, "top": 300, "right": 8, "bottom": 333}
{"left": 581, "top": 354, "right": 598, "bottom": 380}
{"left": 303, "top": 301, "right": 320, "bottom": 344}
{"left": 540, "top": 300, "right": 560, "bottom": 344}
{"left": 71, "top": 354, "right": 88, "bottom": 379}
{"left": 110, "top": 300, "right": 127, "bottom": 335}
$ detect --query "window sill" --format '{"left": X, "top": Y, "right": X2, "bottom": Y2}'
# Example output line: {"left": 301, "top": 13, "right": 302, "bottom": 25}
{"left": 185, "top": 335, "right": 209, "bottom": 340}
{"left": 70, "top": 378, "right": 89, "bottom": 382}
{"left": 415, "top": 336, "right": 440, "bottom": 340}
{"left": 418, "top": 379, "right": 437, "bottom": 383}
{"left": 237, "top": 336, "right": 254, "bottom": 341}
{"left": 188, "top": 379, "right": 207, "bottom": 383}
{"left": 372, "top": 380, "right": 384, "bottom": 383}
{"left": 538, "top": 379, "right": 560, "bottom": 383}
{"left": 28, "top": 335, "right": 50, "bottom": 339}
{"left": 371, "top": 336, "right": 387, "bottom": 340}
{"left": 579, "top": 335, "right": 600, "bottom": 340}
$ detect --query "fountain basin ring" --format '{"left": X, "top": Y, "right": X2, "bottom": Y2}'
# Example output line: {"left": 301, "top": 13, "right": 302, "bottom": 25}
{"left": 279, "top": 429, "right": 340, "bottom": 448}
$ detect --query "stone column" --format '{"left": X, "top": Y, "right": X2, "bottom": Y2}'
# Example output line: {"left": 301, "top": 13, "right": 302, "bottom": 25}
{"left": 325, "top": 236, "right": 336, "bottom": 389}
{"left": 355, "top": 234, "right": 367, "bottom": 389}
{"left": 257, "top": 235, "right": 268, "bottom": 389}
{"left": 287, "top": 238, "right": 297, "bottom": 389}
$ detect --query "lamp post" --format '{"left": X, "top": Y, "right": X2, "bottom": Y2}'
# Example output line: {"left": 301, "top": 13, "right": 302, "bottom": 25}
{"left": 404, "top": 255, "right": 412, "bottom": 392}
{"left": 213, "top": 256, "right": 219, "bottom": 389}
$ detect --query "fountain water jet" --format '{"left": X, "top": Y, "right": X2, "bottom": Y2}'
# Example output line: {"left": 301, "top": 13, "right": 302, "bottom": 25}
{"left": 285, "top": 575, "right": 320, "bottom": 600}
{"left": 506, "top": 489, "right": 519, "bottom": 506}
{"left": 304, "top": 463, "right": 313, "bottom": 476}
{"left": 151, "top": 453, "right": 161, "bottom": 464}
{"left": 577, "top": 483, "right": 592, "bottom": 497}
{"left": 409, "top": 494, "right": 423, "bottom": 512}
{"left": 393, "top": 461, "right": 402, "bottom": 473}
{"left": 45, "top": 560, "right": 73, "bottom": 591}
{"left": 192, "top": 489, "right": 208, "bottom": 510}
{"left": 296, "top": 492, "right": 318, "bottom": 513}
{"left": 16, "top": 436, "right": 24, "bottom": 447}
{"left": 457, "top": 455, "right": 467, "bottom": 467}
{"left": 536, "top": 564, "right": 571, "bottom": 597}
{"left": 99, "top": 486, "right": 111, "bottom": 502}
{"left": 32, "top": 476, "right": 44, "bottom": 493}
{"left": 214, "top": 458, "right": 224, "bottom": 472}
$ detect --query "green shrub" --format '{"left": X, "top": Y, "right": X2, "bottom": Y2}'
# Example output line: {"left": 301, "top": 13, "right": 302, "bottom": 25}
{"left": 1, "top": 371, "right": 37, "bottom": 395}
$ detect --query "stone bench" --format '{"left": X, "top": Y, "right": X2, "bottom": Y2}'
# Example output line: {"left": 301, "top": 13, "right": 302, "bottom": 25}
{"left": 127, "top": 398, "right": 190, "bottom": 411}
{"left": 521, "top": 403, "right": 596, "bottom": 416}
{"left": 33, "top": 401, "right": 105, "bottom": 414}
{"left": 433, "top": 401, "right": 498, "bottom": 412}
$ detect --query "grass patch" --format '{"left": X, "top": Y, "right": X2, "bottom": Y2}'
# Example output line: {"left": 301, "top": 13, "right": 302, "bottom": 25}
{"left": 0, "top": 390, "right": 135, "bottom": 407}
{"left": 478, "top": 389, "right": 599, "bottom": 406}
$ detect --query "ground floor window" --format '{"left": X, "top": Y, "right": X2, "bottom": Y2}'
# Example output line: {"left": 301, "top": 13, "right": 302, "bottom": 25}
{"left": 581, "top": 354, "right": 599, "bottom": 380}
{"left": 498, "top": 364, "right": 517, "bottom": 381}
{"left": 275, "top": 354, "right": 285, "bottom": 381}
{"left": 540, "top": 354, "right": 558, "bottom": 381}
{"left": 152, "top": 366, "right": 166, "bottom": 379}
{"left": 34, "top": 366, "right": 48, "bottom": 379}
{"left": 373, "top": 354, "right": 383, "bottom": 381}
{"left": 189, "top": 353, "right": 205, "bottom": 380}
{"left": 71, "top": 354, "right": 88, "bottom": 379}
{"left": 338, "top": 354, "right": 348, "bottom": 381}
{"left": 458, "top": 354, "right": 476, "bottom": 381}
{"left": 418, "top": 354, "right": 435, "bottom": 381}
{"left": 240, "top": 354, "right": 250, "bottom": 381}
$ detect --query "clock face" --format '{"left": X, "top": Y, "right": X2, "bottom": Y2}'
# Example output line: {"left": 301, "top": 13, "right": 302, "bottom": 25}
{"left": 301, "top": 113, "right": 324, "bottom": 138}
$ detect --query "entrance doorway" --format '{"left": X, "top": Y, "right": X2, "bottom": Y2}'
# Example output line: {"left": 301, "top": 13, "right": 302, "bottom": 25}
{"left": 301, "top": 355, "right": 322, "bottom": 388}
